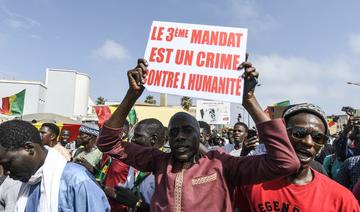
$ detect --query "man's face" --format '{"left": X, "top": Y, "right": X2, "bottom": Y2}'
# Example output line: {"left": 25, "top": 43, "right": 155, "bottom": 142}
{"left": 211, "top": 133, "right": 223, "bottom": 146}
{"left": 60, "top": 130, "right": 71, "bottom": 143}
{"left": 222, "top": 129, "right": 228, "bottom": 139}
{"left": 39, "top": 126, "right": 54, "bottom": 146}
{"left": 227, "top": 129, "right": 234, "bottom": 143}
{"left": 199, "top": 128, "right": 209, "bottom": 145}
{"left": 0, "top": 145, "right": 37, "bottom": 182}
{"left": 349, "top": 128, "right": 360, "bottom": 147}
{"left": 233, "top": 124, "right": 248, "bottom": 144}
{"left": 130, "top": 123, "right": 153, "bottom": 147}
{"left": 122, "top": 125, "right": 130, "bottom": 140}
{"left": 76, "top": 132, "right": 93, "bottom": 147}
{"left": 169, "top": 113, "right": 200, "bottom": 163}
{"left": 286, "top": 113, "right": 327, "bottom": 169}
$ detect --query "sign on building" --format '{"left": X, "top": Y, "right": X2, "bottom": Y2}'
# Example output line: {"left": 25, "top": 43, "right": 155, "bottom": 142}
{"left": 196, "top": 100, "right": 230, "bottom": 125}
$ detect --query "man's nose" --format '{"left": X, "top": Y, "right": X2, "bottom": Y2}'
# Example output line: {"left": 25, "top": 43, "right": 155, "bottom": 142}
{"left": 176, "top": 131, "right": 186, "bottom": 141}
{"left": 302, "top": 134, "right": 314, "bottom": 146}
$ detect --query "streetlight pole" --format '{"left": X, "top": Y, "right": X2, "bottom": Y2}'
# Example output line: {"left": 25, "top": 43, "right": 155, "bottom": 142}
{"left": 347, "top": 82, "right": 360, "bottom": 86}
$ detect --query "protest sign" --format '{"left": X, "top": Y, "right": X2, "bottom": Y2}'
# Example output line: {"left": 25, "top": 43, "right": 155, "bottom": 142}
{"left": 196, "top": 100, "right": 231, "bottom": 125}
{"left": 144, "top": 21, "right": 247, "bottom": 103}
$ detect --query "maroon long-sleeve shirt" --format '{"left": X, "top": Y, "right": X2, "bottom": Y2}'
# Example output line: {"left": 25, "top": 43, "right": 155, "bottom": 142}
{"left": 97, "top": 119, "right": 300, "bottom": 212}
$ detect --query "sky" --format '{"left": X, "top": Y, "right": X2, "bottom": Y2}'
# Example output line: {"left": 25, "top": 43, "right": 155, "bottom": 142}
{"left": 0, "top": 0, "right": 359, "bottom": 116}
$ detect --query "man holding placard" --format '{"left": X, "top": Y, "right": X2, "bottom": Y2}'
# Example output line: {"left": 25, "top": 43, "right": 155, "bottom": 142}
{"left": 97, "top": 56, "right": 300, "bottom": 211}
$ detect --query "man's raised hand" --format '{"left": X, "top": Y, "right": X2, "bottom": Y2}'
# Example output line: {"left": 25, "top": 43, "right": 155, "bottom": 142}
{"left": 238, "top": 53, "right": 259, "bottom": 103}
{"left": 127, "top": 58, "right": 148, "bottom": 96}
{"left": 238, "top": 53, "right": 270, "bottom": 123}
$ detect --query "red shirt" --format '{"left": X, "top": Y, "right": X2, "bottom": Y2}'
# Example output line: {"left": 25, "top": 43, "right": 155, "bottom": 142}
{"left": 101, "top": 154, "right": 129, "bottom": 212}
{"left": 237, "top": 169, "right": 360, "bottom": 212}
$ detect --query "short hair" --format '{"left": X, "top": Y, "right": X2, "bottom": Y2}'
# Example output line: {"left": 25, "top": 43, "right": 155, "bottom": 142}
{"left": 137, "top": 118, "right": 165, "bottom": 142}
{"left": 234, "top": 122, "right": 248, "bottom": 132}
{"left": 198, "top": 121, "right": 210, "bottom": 135}
{"left": 0, "top": 120, "right": 42, "bottom": 150}
{"left": 41, "top": 123, "right": 60, "bottom": 137}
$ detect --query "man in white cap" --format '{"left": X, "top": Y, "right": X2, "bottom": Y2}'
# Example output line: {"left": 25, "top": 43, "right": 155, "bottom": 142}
{"left": 74, "top": 123, "right": 103, "bottom": 176}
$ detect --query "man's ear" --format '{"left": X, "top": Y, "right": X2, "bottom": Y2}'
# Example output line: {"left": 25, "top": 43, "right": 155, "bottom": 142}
{"left": 24, "top": 142, "right": 35, "bottom": 155}
{"left": 150, "top": 135, "right": 158, "bottom": 146}
{"left": 50, "top": 133, "right": 57, "bottom": 141}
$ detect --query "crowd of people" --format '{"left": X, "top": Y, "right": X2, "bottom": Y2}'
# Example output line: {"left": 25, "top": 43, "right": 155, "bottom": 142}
{"left": 0, "top": 58, "right": 359, "bottom": 211}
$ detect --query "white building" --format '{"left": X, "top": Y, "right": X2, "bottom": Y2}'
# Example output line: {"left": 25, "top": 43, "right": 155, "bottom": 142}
{"left": 45, "top": 69, "right": 90, "bottom": 118}
{"left": 0, "top": 68, "right": 91, "bottom": 119}
{"left": 0, "top": 80, "right": 47, "bottom": 115}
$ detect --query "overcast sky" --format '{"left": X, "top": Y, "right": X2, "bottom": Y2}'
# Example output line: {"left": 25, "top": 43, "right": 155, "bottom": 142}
{"left": 0, "top": 0, "right": 359, "bottom": 115}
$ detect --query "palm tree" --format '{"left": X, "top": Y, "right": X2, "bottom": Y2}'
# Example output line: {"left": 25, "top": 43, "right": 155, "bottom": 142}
{"left": 181, "top": 96, "right": 192, "bottom": 111}
{"left": 145, "top": 95, "right": 156, "bottom": 104}
{"left": 96, "top": 96, "right": 107, "bottom": 105}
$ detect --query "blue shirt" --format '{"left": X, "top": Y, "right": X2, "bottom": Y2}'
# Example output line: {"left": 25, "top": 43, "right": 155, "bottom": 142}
{"left": 58, "top": 163, "right": 110, "bottom": 212}
{"left": 322, "top": 154, "right": 343, "bottom": 179}
{"left": 335, "top": 155, "right": 360, "bottom": 190}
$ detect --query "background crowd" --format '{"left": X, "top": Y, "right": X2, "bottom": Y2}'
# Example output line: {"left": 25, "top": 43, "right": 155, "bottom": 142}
{"left": 0, "top": 59, "right": 359, "bottom": 211}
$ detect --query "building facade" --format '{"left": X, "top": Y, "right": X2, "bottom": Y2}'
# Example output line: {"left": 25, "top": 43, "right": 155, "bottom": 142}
{"left": 0, "top": 80, "right": 47, "bottom": 115}
{"left": 45, "top": 69, "right": 90, "bottom": 118}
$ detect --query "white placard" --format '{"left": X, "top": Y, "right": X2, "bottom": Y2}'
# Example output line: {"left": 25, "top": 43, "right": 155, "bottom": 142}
{"left": 144, "top": 21, "right": 247, "bottom": 103}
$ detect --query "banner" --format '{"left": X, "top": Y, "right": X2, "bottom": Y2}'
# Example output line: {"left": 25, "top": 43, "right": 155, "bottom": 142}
{"left": 144, "top": 21, "right": 247, "bottom": 103}
{"left": 196, "top": 100, "right": 230, "bottom": 125}
{"left": 94, "top": 105, "right": 137, "bottom": 127}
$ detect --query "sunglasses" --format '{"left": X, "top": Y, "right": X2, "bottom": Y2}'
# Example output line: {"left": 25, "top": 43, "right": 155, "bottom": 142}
{"left": 286, "top": 127, "right": 328, "bottom": 146}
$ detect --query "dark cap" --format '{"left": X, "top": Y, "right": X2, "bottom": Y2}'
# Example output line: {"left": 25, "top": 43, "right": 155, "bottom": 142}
{"left": 283, "top": 103, "right": 329, "bottom": 135}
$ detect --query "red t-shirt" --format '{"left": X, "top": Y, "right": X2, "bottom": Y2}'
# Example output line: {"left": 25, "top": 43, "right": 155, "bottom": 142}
{"left": 236, "top": 169, "right": 360, "bottom": 212}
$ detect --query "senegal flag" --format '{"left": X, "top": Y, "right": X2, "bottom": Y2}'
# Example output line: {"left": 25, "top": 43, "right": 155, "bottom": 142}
{"left": 273, "top": 100, "right": 290, "bottom": 107}
{"left": 0, "top": 89, "right": 26, "bottom": 115}
{"left": 94, "top": 105, "right": 137, "bottom": 127}
{"left": 127, "top": 107, "right": 137, "bottom": 126}
{"left": 327, "top": 117, "right": 336, "bottom": 127}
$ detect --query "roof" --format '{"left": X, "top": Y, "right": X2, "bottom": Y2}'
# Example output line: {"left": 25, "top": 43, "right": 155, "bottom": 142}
{"left": 21, "top": 113, "right": 80, "bottom": 124}
{"left": 46, "top": 68, "right": 90, "bottom": 79}
{"left": 0, "top": 80, "right": 47, "bottom": 88}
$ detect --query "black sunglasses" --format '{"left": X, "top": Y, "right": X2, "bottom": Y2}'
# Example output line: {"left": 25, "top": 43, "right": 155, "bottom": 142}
{"left": 286, "top": 127, "right": 328, "bottom": 146}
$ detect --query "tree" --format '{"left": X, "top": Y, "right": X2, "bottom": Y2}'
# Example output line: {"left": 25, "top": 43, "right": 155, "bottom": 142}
{"left": 96, "top": 96, "right": 107, "bottom": 105}
{"left": 181, "top": 96, "right": 192, "bottom": 111}
{"left": 145, "top": 95, "right": 156, "bottom": 104}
